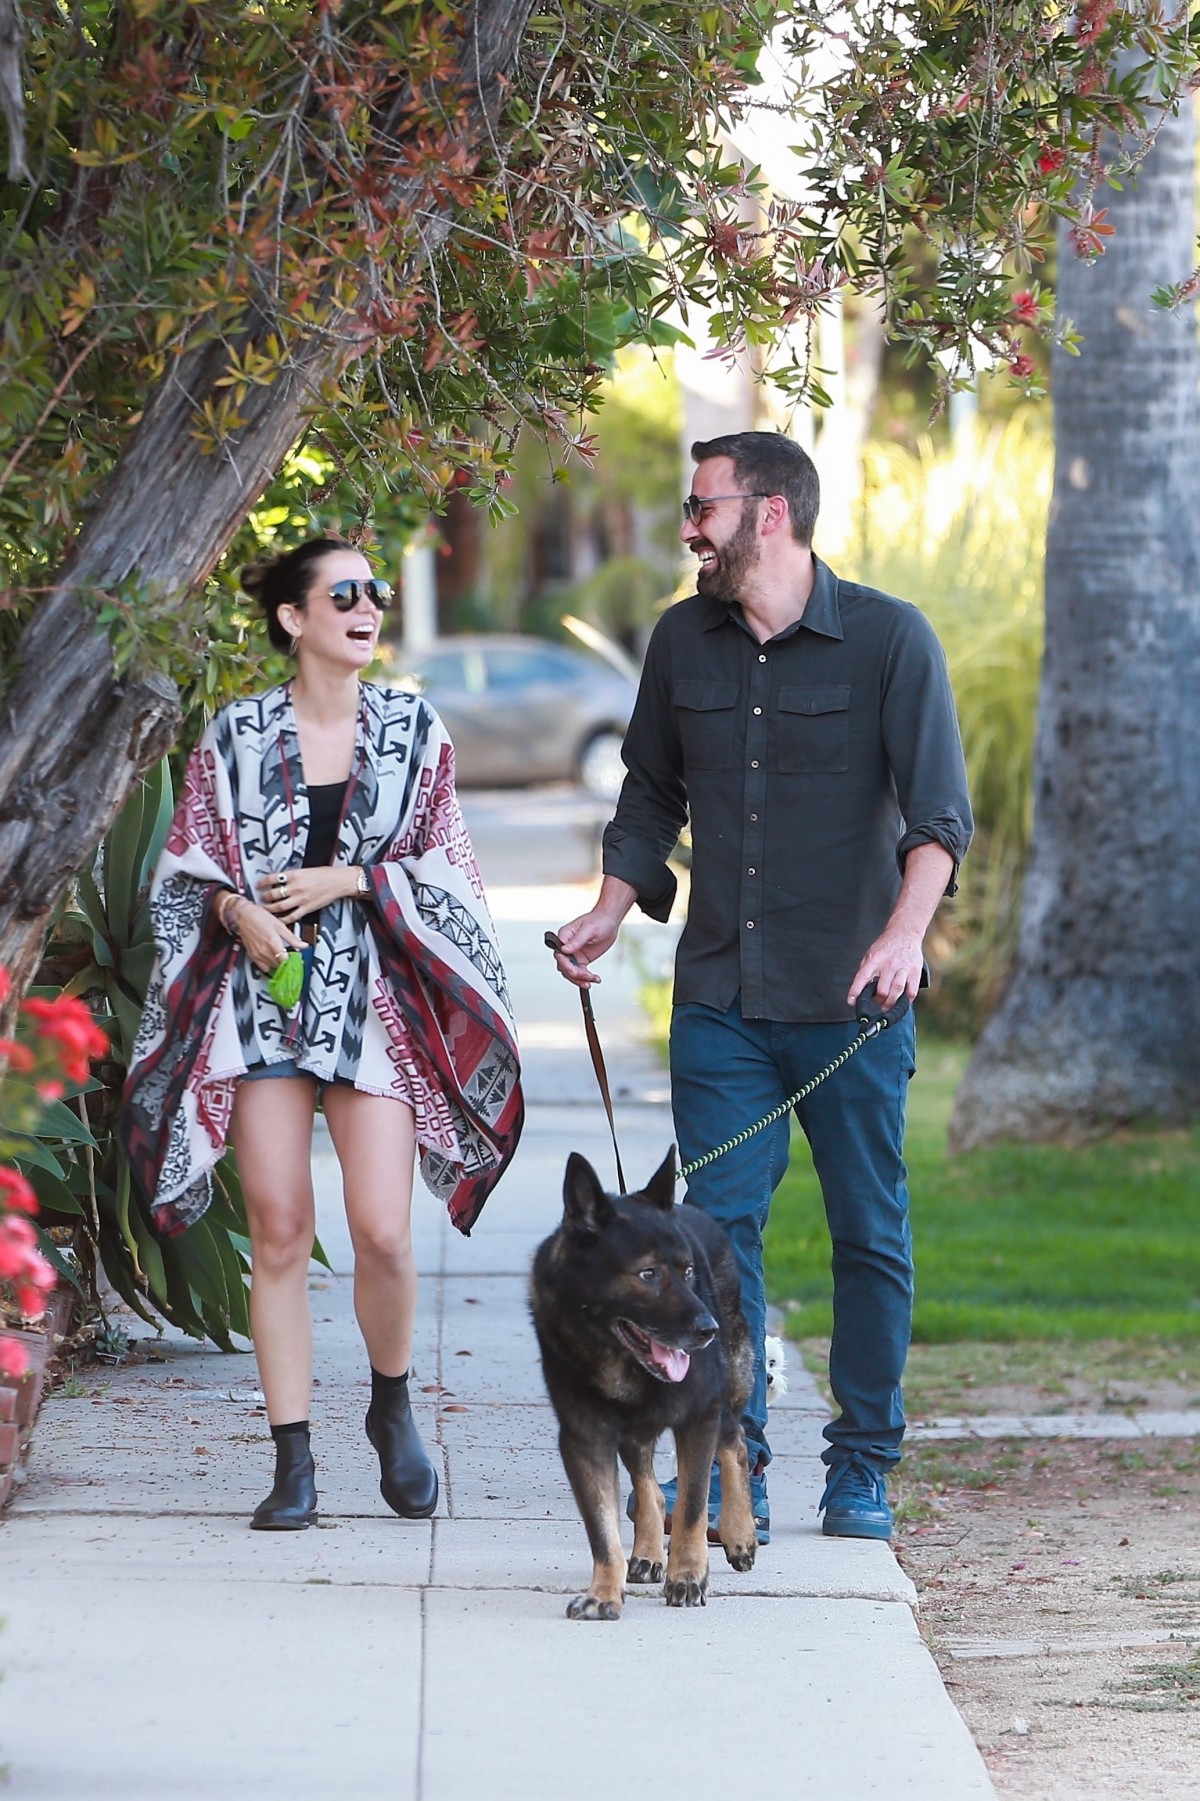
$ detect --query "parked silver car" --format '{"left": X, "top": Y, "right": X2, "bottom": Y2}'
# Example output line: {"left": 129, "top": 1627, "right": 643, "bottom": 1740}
{"left": 397, "top": 633, "right": 637, "bottom": 798}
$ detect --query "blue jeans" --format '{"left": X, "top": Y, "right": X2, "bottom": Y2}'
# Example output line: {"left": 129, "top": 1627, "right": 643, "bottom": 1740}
{"left": 670, "top": 997, "right": 916, "bottom": 1473}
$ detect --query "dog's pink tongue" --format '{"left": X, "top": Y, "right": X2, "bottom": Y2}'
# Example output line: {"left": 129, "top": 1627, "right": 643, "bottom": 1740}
{"left": 649, "top": 1340, "right": 690, "bottom": 1382}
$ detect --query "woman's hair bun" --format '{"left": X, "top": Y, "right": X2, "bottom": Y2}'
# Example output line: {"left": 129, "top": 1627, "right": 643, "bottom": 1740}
{"left": 238, "top": 536, "right": 354, "bottom": 655}
{"left": 239, "top": 561, "right": 271, "bottom": 600}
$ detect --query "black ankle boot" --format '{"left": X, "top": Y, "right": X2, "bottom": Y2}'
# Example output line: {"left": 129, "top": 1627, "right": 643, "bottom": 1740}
{"left": 251, "top": 1421, "right": 317, "bottom": 1530}
{"left": 365, "top": 1370, "right": 438, "bottom": 1519}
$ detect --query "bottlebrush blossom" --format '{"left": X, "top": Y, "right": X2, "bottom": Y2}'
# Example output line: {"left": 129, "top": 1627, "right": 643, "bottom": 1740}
{"left": 20, "top": 995, "right": 108, "bottom": 1085}
{"left": 0, "top": 1336, "right": 27, "bottom": 1380}
{"left": 0, "top": 1214, "right": 39, "bottom": 1278}
{"left": 0, "top": 1168, "right": 38, "bottom": 1215}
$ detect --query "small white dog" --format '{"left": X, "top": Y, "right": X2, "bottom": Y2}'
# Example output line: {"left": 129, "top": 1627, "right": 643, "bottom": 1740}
{"left": 764, "top": 1334, "right": 789, "bottom": 1405}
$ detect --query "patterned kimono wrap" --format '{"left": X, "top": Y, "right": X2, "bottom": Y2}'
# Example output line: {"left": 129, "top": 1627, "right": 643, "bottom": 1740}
{"left": 123, "top": 682, "right": 523, "bottom": 1237}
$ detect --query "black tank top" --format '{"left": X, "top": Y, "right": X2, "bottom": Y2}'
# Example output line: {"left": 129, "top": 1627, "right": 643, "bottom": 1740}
{"left": 301, "top": 780, "right": 349, "bottom": 924}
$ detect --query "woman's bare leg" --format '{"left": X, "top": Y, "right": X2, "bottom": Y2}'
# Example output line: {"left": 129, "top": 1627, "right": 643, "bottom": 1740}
{"left": 320, "top": 1087, "right": 418, "bottom": 1376}
{"left": 229, "top": 1076, "right": 318, "bottom": 1424}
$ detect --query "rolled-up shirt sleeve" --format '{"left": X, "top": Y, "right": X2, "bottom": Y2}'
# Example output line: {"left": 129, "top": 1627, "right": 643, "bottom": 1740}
{"left": 601, "top": 621, "right": 689, "bottom": 922}
{"left": 882, "top": 609, "right": 974, "bottom": 894}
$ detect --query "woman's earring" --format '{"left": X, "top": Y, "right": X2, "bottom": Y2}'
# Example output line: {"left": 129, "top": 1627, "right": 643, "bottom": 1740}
{"left": 289, "top": 633, "right": 300, "bottom": 657}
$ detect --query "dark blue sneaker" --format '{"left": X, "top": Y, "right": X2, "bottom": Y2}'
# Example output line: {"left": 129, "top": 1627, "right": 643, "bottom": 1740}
{"left": 628, "top": 1462, "right": 770, "bottom": 1545}
{"left": 819, "top": 1456, "right": 893, "bottom": 1539}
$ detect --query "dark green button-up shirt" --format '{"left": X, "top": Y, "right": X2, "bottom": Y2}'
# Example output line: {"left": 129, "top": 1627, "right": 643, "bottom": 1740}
{"left": 601, "top": 557, "right": 973, "bottom": 1022}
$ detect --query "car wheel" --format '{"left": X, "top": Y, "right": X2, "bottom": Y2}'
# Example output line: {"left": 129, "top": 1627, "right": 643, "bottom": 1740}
{"left": 577, "top": 728, "right": 626, "bottom": 801}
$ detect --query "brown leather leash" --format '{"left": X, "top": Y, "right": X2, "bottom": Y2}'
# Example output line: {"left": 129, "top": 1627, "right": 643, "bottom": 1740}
{"left": 545, "top": 928, "right": 911, "bottom": 1196}
{"left": 544, "top": 930, "right": 627, "bottom": 1193}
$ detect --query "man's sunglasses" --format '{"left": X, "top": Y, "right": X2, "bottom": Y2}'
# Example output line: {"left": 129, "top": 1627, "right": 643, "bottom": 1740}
{"left": 682, "top": 492, "right": 768, "bottom": 525}
{"left": 327, "top": 578, "right": 394, "bottom": 612}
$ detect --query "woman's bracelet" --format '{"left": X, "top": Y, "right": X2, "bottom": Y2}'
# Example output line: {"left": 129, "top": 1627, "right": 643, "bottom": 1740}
{"left": 216, "top": 892, "right": 244, "bottom": 938}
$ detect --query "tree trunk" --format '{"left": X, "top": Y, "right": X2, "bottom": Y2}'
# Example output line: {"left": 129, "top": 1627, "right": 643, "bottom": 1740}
{"left": 0, "top": 0, "right": 533, "bottom": 993}
{"left": 949, "top": 101, "right": 1200, "bottom": 1150}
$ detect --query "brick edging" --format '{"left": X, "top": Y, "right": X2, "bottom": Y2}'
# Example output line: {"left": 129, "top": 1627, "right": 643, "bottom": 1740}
{"left": 0, "top": 1289, "right": 77, "bottom": 1510}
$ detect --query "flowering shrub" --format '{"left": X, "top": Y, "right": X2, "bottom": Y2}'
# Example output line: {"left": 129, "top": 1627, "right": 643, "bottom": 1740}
{"left": 0, "top": 965, "right": 109, "bottom": 1382}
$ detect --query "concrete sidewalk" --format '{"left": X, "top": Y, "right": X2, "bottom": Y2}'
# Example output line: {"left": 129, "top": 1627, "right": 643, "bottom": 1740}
{"left": 0, "top": 869, "right": 994, "bottom": 1799}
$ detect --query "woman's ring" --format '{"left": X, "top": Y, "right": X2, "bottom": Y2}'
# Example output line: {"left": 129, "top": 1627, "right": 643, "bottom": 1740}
{"left": 277, "top": 873, "right": 287, "bottom": 891}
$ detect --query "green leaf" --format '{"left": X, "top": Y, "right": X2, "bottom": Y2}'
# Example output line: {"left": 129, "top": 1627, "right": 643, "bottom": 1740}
{"left": 34, "top": 1230, "right": 84, "bottom": 1294}
{"left": 12, "top": 1138, "right": 69, "bottom": 1177}
{"left": 31, "top": 1099, "right": 100, "bottom": 1147}
{"left": 26, "top": 1164, "right": 86, "bottom": 1217}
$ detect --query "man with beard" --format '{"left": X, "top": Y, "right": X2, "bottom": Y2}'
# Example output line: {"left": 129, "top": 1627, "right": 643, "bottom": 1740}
{"left": 553, "top": 432, "right": 972, "bottom": 1543}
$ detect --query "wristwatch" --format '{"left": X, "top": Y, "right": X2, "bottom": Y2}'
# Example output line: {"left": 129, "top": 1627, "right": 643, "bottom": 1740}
{"left": 356, "top": 867, "right": 371, "bottom": 899}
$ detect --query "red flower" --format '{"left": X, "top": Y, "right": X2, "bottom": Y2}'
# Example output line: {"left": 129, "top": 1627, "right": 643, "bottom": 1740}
{"left": 24, "top": 1255, "right": 54, "bottom": 1292}
{"left": 1010, "top": 353, "right": 1035, "bottom": 379}
{"left": 0, "top": 1335, "right": 28, "bottom": 1380}
{"left": 0, "top": 1038, "right": 35, "bottom": 1073}
{"left": 0, "top": 1168, "right": 38, "bottom": 1216}
{"left": 36, "top": 1080, "right": 66, "bottom": 1103}
{"left": 0, "top": 966, "right": 10, "bottom": 1008}
{"left": 16, "top": 1283, "right": 48, "bottom": 1319}
{"left": 1037, "top": 148, "right": 1064, "bottom": 176}
{"left": 21, "top": 994, "right": 108, "bottom": 1082}
{"left": 1011, "top": 291, "right": 1038, "bottom": 325}
{"left": 0, "top": 1215, "right": 38, "bottom": 1278}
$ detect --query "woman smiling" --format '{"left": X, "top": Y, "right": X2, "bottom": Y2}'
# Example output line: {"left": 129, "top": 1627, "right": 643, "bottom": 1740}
{"left": 123, "top": 536, "right": 523, "bottom": 1530}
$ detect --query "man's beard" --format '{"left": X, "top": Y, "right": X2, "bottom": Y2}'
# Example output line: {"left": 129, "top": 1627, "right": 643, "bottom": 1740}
{"left": 695, "top": 501, "right": 759, "bottom": 601}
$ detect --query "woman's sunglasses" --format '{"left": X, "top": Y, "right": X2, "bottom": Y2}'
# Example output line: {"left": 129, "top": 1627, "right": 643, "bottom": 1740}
{"left": 327, "top": 578, "right": 394, "bottom": 612}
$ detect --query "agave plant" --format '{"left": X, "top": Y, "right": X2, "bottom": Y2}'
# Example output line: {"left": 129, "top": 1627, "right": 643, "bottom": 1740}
{"left": 22, "top": 761, "right": 260, "bottom": 1348}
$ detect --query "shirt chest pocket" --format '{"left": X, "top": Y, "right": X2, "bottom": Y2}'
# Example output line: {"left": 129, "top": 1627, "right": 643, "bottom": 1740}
{"left": 776, "top": 685, "right": 852, "bottom": 774}
{"left": 674, "top": 679, "right": 739, "bottom": 771}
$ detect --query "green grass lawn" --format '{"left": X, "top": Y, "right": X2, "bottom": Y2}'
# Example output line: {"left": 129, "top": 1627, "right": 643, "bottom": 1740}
{"left": 765, "top": 1037, "right": 1200, "bottom": 1343}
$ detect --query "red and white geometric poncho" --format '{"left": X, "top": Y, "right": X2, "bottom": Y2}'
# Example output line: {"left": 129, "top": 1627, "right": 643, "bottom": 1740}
{"left": 122, "top": 681, "right": 523, "bottom": 1237}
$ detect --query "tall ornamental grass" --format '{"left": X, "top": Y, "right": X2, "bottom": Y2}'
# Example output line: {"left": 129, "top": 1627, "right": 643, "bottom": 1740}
{"left": 840, "top": 412, "right": 1050, "bottom": 1032}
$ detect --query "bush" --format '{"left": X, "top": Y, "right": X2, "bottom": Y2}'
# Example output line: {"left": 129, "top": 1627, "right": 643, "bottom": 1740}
{"left": 841, "top": 413, "right": 1049, "bottom": 1031}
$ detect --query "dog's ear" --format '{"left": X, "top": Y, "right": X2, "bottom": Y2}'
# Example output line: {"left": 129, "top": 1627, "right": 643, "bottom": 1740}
{"left": 638, "top": 1146, "right": 678, "bottom": 1213}
{"left": 563, "top": 1153, "right": 615, "bottom": 1237}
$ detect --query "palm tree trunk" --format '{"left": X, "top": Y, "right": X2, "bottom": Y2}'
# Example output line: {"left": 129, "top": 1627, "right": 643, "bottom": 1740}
{"left": 950, "top": 100, "right": 1200, "bottom": 1150}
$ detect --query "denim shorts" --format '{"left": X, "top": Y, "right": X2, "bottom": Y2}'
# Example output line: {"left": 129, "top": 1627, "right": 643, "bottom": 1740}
{"left": 241, "top": 1057, "right": 308, "bottom": 1083}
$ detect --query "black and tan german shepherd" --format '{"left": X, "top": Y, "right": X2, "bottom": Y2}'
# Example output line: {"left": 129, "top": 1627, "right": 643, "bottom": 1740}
{"left": 530, "top": 1148, "right": 757, "bottom": 1620}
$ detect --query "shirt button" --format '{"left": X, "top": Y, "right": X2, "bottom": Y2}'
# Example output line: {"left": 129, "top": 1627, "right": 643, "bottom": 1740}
{"left": 758, "top": 654, "right": 767, "bottom": 663}
{"left": 748, "top": 867, "right": 756, "bottom": 876}
{"left": 746, "top": 920, "right": 755, "bottom": 929}
{"left": 750, "top": 813, "right": 758, "bottom": 821}
{"left": 750, "top": 759, "right": 759, "bottom": 768}
{"left": 753, "top": 706, "right": 762, "bottom": 716}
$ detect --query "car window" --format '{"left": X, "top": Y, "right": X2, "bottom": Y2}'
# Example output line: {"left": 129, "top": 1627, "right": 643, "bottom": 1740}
{"left": 484, "top": 647, "right": 574, "bottom": 689}
{"left": 404, "top": 651, "right": 485, "bottom": 695}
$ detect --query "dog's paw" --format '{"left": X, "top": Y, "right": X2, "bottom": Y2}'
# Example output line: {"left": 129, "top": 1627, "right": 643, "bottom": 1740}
{"left": 663, "top": 1572, "right": 708, "bottom": 1608}
{"left": 722, "top": 1540, "right": 756, "bottom": 1573}
{"left": 627, "top": 1554, "right": 664, "bottom": 1584}
{"left": 567, "top": 1593, "right": 622, "bottom": 1621}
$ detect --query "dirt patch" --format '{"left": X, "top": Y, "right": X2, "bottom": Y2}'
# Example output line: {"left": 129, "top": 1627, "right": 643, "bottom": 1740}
{"left": 895, "top": 1438, "right": 1200, "bottom": 1799}
{"left": 790, "top": 1338, "right": 1200, "bottom": 1793}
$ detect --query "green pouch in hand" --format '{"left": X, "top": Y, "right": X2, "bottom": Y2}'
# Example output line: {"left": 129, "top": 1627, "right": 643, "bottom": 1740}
{"left": 267, "top": 950, "right": 305, "bottom": 1010}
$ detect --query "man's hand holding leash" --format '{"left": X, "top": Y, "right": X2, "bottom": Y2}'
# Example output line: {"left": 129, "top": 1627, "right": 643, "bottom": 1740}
{"left": 846, "top": 841, "right": 955, "bottom": 1013}
{"left": 553, "top": 875, "right": 638, "bottom": 989}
